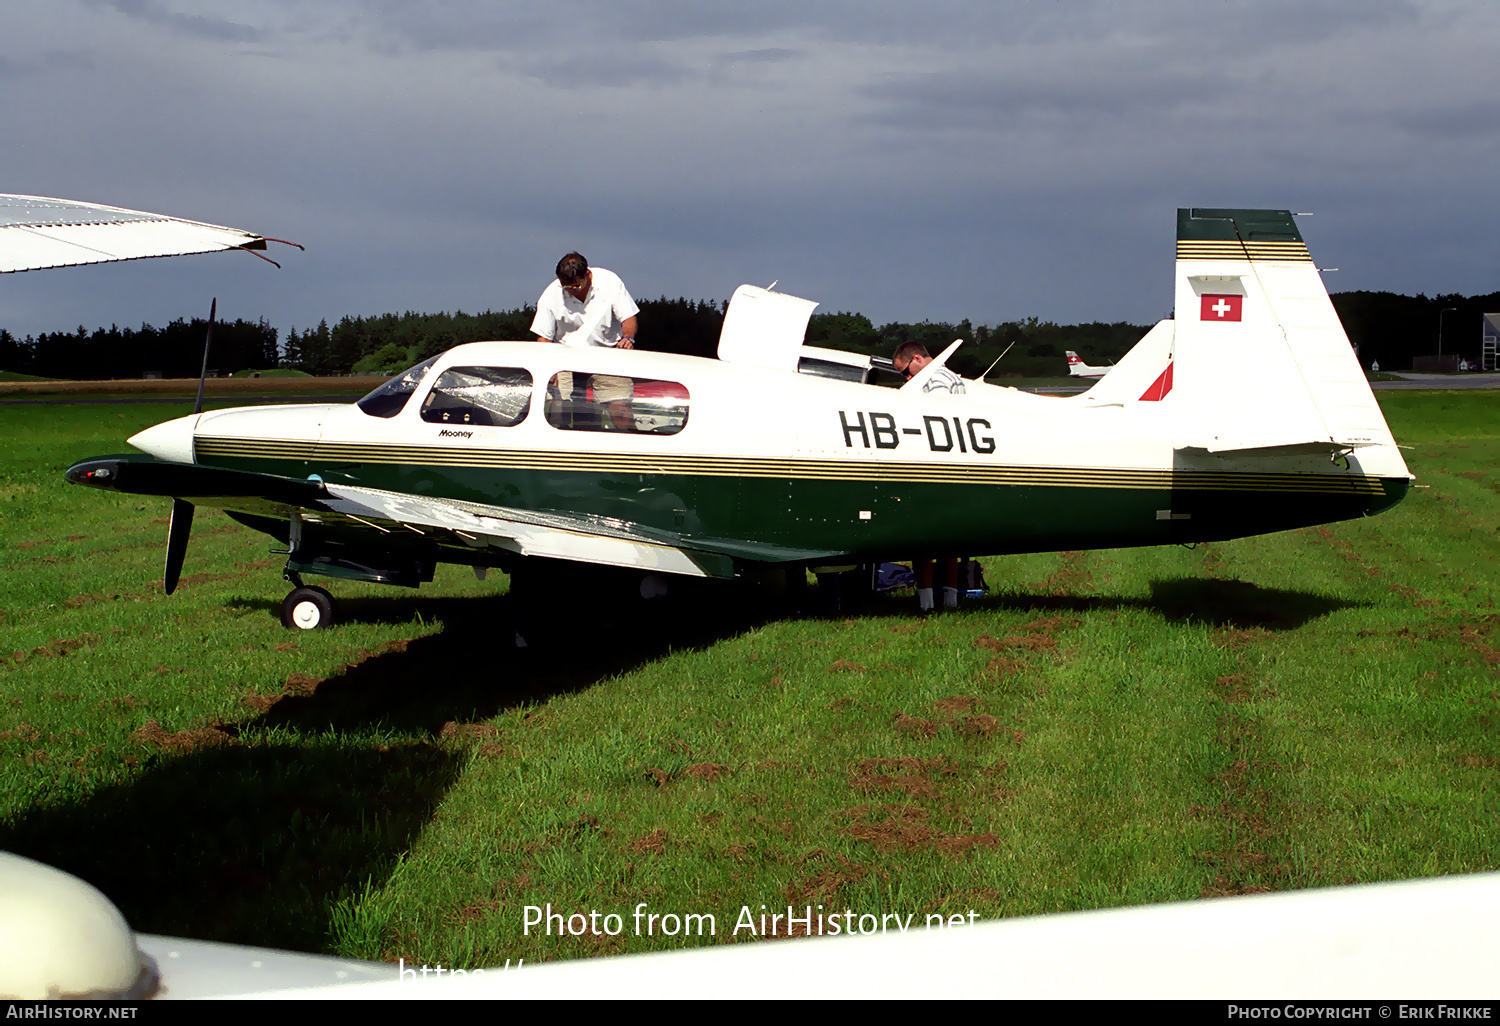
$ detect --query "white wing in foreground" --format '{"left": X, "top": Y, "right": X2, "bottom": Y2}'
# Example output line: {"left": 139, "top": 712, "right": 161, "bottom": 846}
{"left": 0, "top": 194, "right": 285, "bottom": 273}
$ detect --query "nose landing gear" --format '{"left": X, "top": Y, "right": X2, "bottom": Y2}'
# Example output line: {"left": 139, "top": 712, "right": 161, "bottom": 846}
{"left": 281, "top": 585, "right": 334, "bottom": 630}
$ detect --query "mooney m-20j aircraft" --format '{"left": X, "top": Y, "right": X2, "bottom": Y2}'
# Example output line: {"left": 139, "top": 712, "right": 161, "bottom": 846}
{"left": 65, "top": 208, "right": 1411, "bottom": 629}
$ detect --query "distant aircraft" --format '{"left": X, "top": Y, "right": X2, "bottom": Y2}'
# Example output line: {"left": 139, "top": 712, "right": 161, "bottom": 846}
{"left": 1064, "top": 350, "right": 1112, "bottom": 379}
{"left": 64, "top": 208, "right": 1412, "bottom": 630}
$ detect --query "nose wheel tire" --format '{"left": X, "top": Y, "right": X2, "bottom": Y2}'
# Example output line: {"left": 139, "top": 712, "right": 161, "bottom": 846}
{"left": 281, "top": 586, "right": 334, "bottom": 630}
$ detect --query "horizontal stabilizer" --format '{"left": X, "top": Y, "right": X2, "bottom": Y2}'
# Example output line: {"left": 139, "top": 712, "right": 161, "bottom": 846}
{"left": 1177, "top": 439, "right": 1376, "bottom": 459}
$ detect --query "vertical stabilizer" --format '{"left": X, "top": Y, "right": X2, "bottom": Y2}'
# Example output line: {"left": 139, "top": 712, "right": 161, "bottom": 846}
{"left": 1170, "top": 209, "right": 1398, "bottom": 458}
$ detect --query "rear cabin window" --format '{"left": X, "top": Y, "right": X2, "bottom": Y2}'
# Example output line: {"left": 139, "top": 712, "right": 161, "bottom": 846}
{"left": 420, "top": 367, "right": 532, "bottom": 427}
{"left": 545, "top": 373, "right": 690, "bottom": 435}
{"left": 357, "top": 357, "right": 439, "bottom": 419}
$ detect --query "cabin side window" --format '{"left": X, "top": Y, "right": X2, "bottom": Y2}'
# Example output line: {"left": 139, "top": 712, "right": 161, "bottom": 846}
{"left": 545, "top": 373, "right": 690, "bottom": 435}
{"left": 420, "top": 367, "right": 533, "bottom": 427}
{"left": 356, "top": 357, "right": 439, "bottom": 419}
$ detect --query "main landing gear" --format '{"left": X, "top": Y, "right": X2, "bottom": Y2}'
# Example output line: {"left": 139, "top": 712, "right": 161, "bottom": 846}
{"left": 281, "top": 583, "right": 334, "bottom": 630}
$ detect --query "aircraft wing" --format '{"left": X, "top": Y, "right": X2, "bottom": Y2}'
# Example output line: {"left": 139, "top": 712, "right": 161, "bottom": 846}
{"left": 318, "top": 483, "right": 742, "bottom": 579}
{"left": 0, "top": 194, "right": 277, "bottom": 274}
{"left": 67, "top": 456, "right": 845, "bottom": 580}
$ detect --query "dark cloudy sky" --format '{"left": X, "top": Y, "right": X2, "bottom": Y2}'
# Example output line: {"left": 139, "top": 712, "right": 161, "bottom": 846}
{"left": 3, "top": 1, "right": 1497, "bottom": 343}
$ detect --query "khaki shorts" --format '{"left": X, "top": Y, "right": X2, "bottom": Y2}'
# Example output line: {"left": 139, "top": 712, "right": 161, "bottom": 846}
{"left": 590, "top": 374, "right": 632, "bottom": 403}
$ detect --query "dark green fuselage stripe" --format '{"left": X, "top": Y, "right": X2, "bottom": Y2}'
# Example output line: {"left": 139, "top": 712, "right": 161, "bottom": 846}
{"left": 195, "top": 446, "right": 1409, "bottom": 560}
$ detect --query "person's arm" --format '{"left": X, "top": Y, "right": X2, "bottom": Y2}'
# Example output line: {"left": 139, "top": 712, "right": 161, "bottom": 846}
{"left": 617, "top": 315, "right": 637, "bottom": 350}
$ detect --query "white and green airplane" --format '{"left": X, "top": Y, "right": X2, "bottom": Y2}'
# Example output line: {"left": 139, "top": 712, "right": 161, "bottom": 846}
{"left": 64, "top": 207, "right": 1412, "bottom": 630}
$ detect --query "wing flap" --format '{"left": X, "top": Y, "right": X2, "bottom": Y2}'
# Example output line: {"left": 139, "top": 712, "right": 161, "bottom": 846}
{"left": 321, "top": 484, "right": 732, "bottom": 579}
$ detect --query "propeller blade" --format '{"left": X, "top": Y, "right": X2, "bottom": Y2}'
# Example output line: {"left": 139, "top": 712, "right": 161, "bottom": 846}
{"left": 164, "top": 498, "right": 194, "bottom": 595}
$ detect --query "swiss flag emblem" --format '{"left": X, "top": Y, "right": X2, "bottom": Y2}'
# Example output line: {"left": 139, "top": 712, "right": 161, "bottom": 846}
{"left": 1200, "top": 294, "right": 1243, "bottom": 321}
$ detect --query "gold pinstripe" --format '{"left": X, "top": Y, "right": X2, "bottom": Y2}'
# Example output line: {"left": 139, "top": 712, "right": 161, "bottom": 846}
{"left": 194, "top": 436, "right": 1389, "bottom": 495}
{"left": 1175, "top": 240, "right": 1313, "bottom": 262}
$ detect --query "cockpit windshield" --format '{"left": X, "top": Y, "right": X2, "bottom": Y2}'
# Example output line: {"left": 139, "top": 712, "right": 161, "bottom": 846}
{"left": 356, "top": 357, "right": 439, "bottom": 418}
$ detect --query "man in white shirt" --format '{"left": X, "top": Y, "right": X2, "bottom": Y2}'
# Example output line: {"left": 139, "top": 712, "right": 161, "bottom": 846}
{"left": 531, "top": 252, "right": 639, "bottom": 350}
{"left": 892, "top": 341, "right": 966, "bottom": 611}
{"left": 531, "top": 252, "right": 640, "bottom": 429}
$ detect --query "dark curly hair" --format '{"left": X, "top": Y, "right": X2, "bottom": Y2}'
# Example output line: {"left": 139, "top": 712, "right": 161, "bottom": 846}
{"left": 555, "top": 252, "right": 589, "bottom": 285}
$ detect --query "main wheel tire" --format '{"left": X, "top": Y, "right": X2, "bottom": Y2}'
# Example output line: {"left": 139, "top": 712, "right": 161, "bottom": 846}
{"left": 281, "top": 586, "right": 334, "bottom": 630}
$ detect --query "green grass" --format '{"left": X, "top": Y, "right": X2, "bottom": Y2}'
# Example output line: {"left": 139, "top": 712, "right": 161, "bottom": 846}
{"left": 0, "top": 390, "right": 1497, "bottom": 968}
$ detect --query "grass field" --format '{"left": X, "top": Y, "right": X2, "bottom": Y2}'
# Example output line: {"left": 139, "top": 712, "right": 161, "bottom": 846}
{"left": 0, "top": 389, "right": 1496, "bottom": 969}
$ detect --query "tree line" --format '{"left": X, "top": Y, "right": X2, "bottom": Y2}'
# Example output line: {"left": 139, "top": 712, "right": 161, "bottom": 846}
{"left": 2, "top": 290, "right": 1495, "bottom": 380}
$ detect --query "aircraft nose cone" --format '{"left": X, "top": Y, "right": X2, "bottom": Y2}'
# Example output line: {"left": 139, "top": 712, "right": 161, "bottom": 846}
{"left": 128, "top": 414, "right": 198, "bottom": 464}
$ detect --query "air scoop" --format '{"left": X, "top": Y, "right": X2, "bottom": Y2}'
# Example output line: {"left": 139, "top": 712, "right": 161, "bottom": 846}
{"left": 128, "top": 413, "right": 199, "bottom": 464}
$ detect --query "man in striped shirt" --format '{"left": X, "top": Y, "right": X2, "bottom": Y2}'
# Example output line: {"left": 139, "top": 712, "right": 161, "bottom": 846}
{"left": 892, "top": 341, "right": 966, "bottom": 395}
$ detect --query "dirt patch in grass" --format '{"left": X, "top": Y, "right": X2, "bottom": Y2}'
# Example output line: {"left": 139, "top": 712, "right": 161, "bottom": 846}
{"left": 848, "top": 770, "right": 937, "bottom": 799}
{"left": 128, "top": 718, "right": 240, "bottom": 753}
{"left": 1427, "top": 614, "right": 1500, "bottom": 671}
{"left": 1215, "top": 673, "right": 1255, "bottom": 705}
{"left": 283, "top": 672, "right": 326, "bottom": 696}
{"left": 625, "top": 828, "right": 668, "bottom": 855}
{"left": 437, "top": 721, "right": 501, "bottom": 747}
{"left": 893, "top": 712, "right": 939, "bottom": 738}
{"left": 12, "top": 633, "right": 102, "bottom": 665}
{"left": 971, "top": 615, "right": 1080, "bottom": 684}
{"left": 892, "top": 698, "right": 1021, "bottom": 744}
{"left": 842, "top": 802, "right": 1000, "bottom": 857}
{"left": 955, "top": 713, "right": 1001, "bottom": 737}
{"left": 1036, "top": 550, "right": 1093, "bottom": 596}
{"left": 1212, "top": 627, "right": 1272, "bottom": 652}
{"left": 778, "top": 850, "right": 869, "bottom": 915}
{"left": 1195, "top": 629, "right": 1290, "bottom": 896}
{"left": 240, "top": 693, "right": 282, "bottom": 713}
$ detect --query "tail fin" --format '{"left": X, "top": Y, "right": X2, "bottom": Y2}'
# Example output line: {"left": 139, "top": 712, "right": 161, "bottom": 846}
{"left": 1167, "top": 208, "right": 1404, "bottom": 469}
{"left": 1075, "top": 320, "right": 1175, "bottom": 404}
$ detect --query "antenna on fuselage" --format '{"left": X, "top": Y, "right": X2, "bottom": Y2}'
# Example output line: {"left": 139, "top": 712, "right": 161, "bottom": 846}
{"left": 192, "top": 298, "right": 215, "bottom": 416}
{"left": 979, "top": 340, "right": 1018, "bottom": 381}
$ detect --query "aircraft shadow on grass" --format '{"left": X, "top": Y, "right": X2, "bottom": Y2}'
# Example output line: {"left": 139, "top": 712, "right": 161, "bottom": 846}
{"left": 983, "top": 576, "right": 1361, "bottom": 631}
{"left": 0, "top": 575, "right": 1355, "bottom": 954}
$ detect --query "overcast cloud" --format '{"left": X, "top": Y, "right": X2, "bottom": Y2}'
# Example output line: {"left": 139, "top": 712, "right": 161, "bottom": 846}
{"left": 2, "top": 0, "right": 1497, "bottom": 343}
